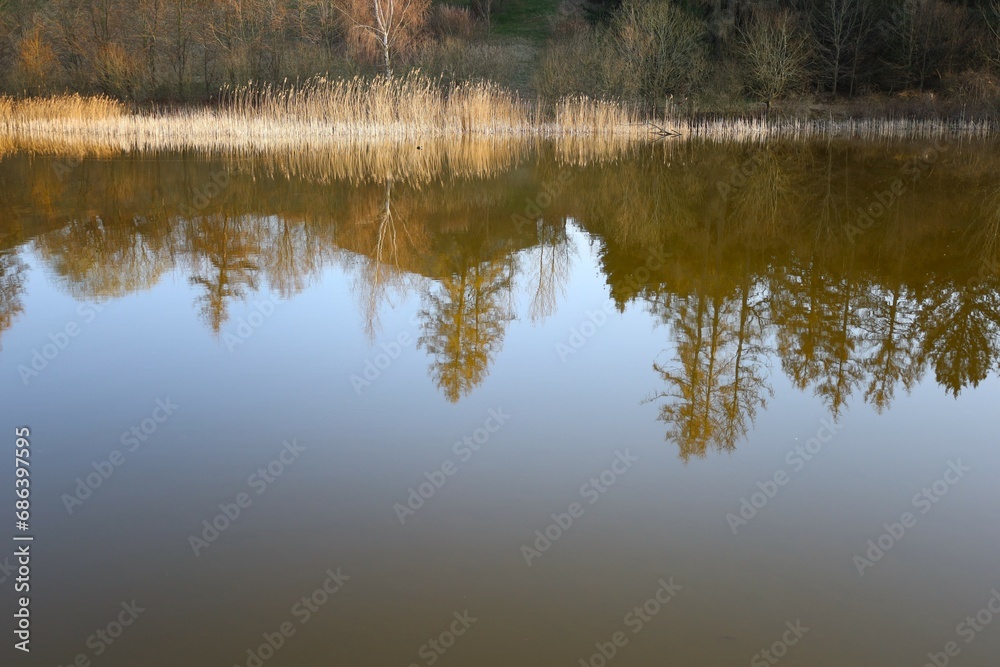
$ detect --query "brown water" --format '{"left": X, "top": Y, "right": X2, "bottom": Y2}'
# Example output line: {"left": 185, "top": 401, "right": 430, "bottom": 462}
{"left": 1, "top": 140, "right": 999, "bottom": 666}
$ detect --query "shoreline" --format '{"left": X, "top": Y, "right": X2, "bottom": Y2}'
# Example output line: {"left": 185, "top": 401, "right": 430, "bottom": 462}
{"left": 1, "top": 78, "right": 996, "bottom": 155}
{"left": 3, "top": 114, "right": 993, "bottom": 155}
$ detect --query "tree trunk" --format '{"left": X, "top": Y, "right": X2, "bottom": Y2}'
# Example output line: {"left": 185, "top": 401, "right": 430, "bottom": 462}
{"left": 381, "top": 32, "right": 391, "bottom": 77}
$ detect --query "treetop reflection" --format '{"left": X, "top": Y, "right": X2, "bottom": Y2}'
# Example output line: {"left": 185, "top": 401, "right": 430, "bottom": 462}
{"left": 2, "top": 139, "right": 999, "bottom": 458}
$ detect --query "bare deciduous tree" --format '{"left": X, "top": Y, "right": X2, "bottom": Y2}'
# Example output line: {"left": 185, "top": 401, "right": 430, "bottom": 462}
{"left": 138, "top": 0, "right": 161, "bottom": 92}
{"left": 737, "top": 9, "right": 813, "bottom": 106}
{"left": 335, "top": 0, "right": 429, "bottom": 76}
{"left": 167, "top": 0, "right": 195, "bottom": 97}
{"left": 879, "top": 0, "right": 973, "bottom": 92}
{"left": 13, "top": 21, "right": 57, "bottom": 93}
{"left": 812, "top": 0, "right": 873, "bottom": 95}
{"left": 471, "top": 0, "right": 492, "bottom": 33}
{"left": 612, "top": 0, "right": 709, "bottom": 102}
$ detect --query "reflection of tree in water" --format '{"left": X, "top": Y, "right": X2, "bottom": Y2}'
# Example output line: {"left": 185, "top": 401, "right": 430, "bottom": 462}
{"left": 965, "top": 184, "right": 1000, "bottom": 271}
{"left": 771, "top": 263, "right": 865, "bottom": 419}
{"left": 811, "top": 278, "right": 866, "bottom": 418}
{"left": 0, "top": 251, "right": 28, "bottom": 351}
{"left": 264, "top": 218, "right": 324, "bottom": 300}
{"left": 418, "top": 243, "right": 515, "bottom": 403}
{"left": 186, "top": 215, "right": 264, "bottom": 333}
{"left": 6, "top": 145, "right": 1000, "bottom": 427}
{"left": 526, "top": 219, "right": 574, "bottom": 323}
{"left": 913, "top": 185, "right": 1000, "bottom": 394}
{"left": 348, "top": 179, "right": 428, "bottom": 341}
{"left": 917, "top": 279, "right": 1000, "bottom": 396}
{"left": 34, "top": 215, "right": 174, "bottom": 299}
{"left": 727, "top": 148, "right": 799, "bottom": 242}
{"left": 646, "top": 279, "right": 772, "bottom": 460}
{"left": 859, "top": 284, "right": 923, "bottom": 412}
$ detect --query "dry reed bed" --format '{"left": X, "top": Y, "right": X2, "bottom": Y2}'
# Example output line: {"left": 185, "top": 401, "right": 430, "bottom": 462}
{"left": 0, "top": 77, "right": 994, "bottom": 163}
{"left": 0, "top": 77, "right": 651, "bottom": 151}
{"left": 677, "top": 115, "right": 995, "bottom": 142}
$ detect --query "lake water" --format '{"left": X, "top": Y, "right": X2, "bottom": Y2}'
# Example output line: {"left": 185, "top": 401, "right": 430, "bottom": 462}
{"left": 2, "top": 140, "right": 999, "bottom": 666}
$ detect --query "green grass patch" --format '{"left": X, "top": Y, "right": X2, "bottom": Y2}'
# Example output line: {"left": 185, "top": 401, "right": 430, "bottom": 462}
{"left": 437, "top": 0, "right": 561, "bottom": 42}
{"left": 491, "top": 0, "right": 561, "bottom": 41}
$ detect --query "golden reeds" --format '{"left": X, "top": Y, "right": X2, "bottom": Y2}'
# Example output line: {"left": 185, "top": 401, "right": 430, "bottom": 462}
{"left": 0, "top": 75, "right": 638, "bottom": 152}
{"left": 0, "top": 75, "right": 994, "bottom": 161}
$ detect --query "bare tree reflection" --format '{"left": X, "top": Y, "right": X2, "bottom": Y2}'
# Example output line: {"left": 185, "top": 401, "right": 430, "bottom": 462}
{"left": 526, "top": 219, "right": 574, "bottom": 323}
{"left": 264, "top": 218, "right": 324, "bottom": 299}
{"left": 35, "top": 214, "right": 174, "bottom": 299}
{"left": 186, "top": 215, "right": 264, "bottom": 333}
{"left": 348, "top": 179, "right": 426, "bottom": 341}
{"left": 0, "top": 251, "right": 27, "bottom": 351}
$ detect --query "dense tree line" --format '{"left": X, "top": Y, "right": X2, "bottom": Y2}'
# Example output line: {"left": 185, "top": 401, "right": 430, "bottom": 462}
{"left": 540, "top": 0, "right": 1000, "bottom": 112}
{"left": 2, "top": 0, "right": 1000, "bottom": 109}
{"left": 0, "top": 0, "right": 369, "bottom": 99}
{"left": 0, "top": 0, "right": 490, "bottom": 100}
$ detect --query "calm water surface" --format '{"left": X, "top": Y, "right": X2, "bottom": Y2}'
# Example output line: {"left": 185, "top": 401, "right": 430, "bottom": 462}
{"left": 1, "top": 141, "right": 999, "bottom": 666}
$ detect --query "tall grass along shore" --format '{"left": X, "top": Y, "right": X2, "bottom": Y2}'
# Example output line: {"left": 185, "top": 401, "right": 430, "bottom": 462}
{"left": 0, "top": 76, "right": 994, "bottom": 158}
